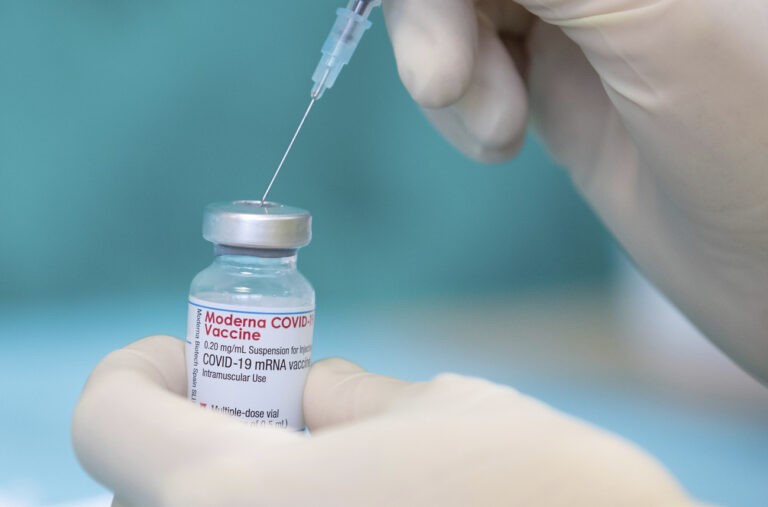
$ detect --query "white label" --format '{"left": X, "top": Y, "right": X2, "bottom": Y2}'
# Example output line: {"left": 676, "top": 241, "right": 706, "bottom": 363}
{"left": 185, "top": 296, "right": 314, "bottom": 430}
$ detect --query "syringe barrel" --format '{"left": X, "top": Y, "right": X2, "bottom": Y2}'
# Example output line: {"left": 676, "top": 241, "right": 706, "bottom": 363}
{"left": 311, "top": 7, "right": 372, "bottom": 99}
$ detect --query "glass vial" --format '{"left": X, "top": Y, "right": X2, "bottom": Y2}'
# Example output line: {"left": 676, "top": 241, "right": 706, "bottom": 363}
{"left": 186, "top": 200, "right": 314, "bottom": 430}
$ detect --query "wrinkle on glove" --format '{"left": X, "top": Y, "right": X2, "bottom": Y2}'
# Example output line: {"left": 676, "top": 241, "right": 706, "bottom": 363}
{"left": 74, "top": 337, "right": 704, "bottom": 506}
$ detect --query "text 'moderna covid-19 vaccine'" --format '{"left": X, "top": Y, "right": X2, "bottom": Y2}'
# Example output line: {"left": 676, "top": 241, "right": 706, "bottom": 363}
{"left": 186, "top": 200, "right": 314, "bottom": 430}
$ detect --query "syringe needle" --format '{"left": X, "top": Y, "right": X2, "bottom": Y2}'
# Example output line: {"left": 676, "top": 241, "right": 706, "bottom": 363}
{"left": 260, "top": 1, "right": 379, "bottom": 205}
{"left": 260, "top": 98, "right": 316, "bottom": 205}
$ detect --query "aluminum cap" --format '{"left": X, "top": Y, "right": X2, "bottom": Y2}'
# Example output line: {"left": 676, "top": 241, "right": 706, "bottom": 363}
{"left": 202, "top": 201, "right": 311, "bottom": 249}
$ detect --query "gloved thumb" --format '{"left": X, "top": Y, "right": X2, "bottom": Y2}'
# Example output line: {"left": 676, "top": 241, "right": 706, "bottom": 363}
{"left": 303, "top": 358, "right": 412, "bottom": 431}
{"left": 383, "top": 0, "right": 477, "bottom": 108}
{"left": 383, "top": 0, "right": 528, "bottom": 162}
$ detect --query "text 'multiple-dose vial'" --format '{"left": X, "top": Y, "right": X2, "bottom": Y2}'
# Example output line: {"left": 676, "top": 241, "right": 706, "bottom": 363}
{"left": 185, "top": 200, "right": 314, "bottom": 430}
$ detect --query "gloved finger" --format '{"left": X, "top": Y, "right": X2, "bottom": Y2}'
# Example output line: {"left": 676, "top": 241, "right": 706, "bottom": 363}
{"left": 422, "top": 16, "right": 527, "bottom": 163}
{"left": 72, "top": 335, "right": 301, "bottom": 506}
{"left": 304, "top": 358, "right": 412, "bottom": 431}
{"left": 305, "top": 358, "right": 535, "bottom": 432}
{"left": 382, "top": 0, "right": 477, "bottom": 107}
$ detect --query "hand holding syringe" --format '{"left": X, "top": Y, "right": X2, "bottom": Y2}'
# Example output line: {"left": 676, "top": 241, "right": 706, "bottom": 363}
{"left": 260, "top": 0, "right": 381, "bottom": 204}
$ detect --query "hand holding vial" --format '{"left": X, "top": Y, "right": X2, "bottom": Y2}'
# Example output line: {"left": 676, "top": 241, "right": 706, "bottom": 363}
{"left": 73, "top": 337, "right": 702, "bottom": 506}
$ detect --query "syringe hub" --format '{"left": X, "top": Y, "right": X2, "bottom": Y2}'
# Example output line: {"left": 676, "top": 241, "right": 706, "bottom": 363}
{"left": 311, "top": 6, "right": 374, "bottom": 99}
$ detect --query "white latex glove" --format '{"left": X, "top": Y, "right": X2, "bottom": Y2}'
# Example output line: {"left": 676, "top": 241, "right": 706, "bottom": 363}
{"left": 72, "top": 336, "right": 703, "bottom": 507}
{"left": 382, "top": 0, "right": 768, "bottom": 382}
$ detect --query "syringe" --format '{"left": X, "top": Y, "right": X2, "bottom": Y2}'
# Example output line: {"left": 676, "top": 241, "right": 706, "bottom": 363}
{"left": 260, "top": 0, "right": 381, "bottom": 205}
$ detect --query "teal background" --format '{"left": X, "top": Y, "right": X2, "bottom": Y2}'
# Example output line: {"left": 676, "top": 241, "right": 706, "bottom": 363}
{"left": 0, "top": 0, "right": 611, "bottom": 304}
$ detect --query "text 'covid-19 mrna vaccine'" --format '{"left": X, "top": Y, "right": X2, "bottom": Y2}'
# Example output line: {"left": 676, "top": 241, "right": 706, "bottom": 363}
{"left": 186, "top": 200, "right": 314, "bottom": 431}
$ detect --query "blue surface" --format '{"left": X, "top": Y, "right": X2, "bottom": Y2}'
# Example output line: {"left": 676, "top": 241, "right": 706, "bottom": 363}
{"left": 1, "top": 294, "right": 767, "bottom": 506}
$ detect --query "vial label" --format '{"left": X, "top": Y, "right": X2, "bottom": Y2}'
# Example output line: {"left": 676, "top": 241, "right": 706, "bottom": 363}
{"left": 186, "top": 296, "right": 314, "bottom": 430}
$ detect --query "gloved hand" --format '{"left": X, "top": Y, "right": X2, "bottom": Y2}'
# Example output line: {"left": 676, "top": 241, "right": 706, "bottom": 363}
{"left": 73, "top": 335, "right": 703, "bottom": 507}
{"left": 381, "top": 0, "right": 768, "bottom": 382}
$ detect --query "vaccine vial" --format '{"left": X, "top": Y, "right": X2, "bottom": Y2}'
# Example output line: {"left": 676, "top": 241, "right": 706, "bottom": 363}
{"left": 186, "top": 200, "right": 314, "bottom": 430}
